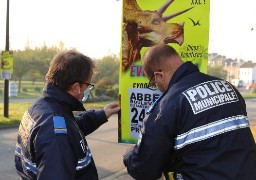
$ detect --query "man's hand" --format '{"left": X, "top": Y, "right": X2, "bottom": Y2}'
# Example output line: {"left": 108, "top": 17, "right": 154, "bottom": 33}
{"left": 103, "top": 103, "right": 120, "bottom": 118}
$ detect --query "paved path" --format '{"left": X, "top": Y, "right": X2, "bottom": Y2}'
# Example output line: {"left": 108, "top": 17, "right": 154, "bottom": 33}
{"left": 0, "top": 127, "right": 18, "bottom": 180}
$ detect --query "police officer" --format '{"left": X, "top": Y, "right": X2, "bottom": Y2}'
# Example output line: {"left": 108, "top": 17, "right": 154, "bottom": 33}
{"left": 123, "top": 44, "right": 256, "bottom": 179}
{"left": 15, "top": 50, "right": 120, "bottom": 180}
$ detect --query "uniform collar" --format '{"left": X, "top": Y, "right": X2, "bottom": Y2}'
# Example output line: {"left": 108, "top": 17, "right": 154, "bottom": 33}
{"left": 168, "top": 61, "right": 199, "bottom": 89}
{"left": 43, "top": 83, "right": 85, "bottom": 111}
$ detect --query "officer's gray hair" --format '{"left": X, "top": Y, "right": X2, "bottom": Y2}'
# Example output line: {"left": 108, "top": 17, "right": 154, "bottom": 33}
{"left": 142, "top": 44, "right": 179, "bottom": 77}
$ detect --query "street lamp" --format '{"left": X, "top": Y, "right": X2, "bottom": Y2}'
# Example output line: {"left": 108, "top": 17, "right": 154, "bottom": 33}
{"left": 4, "top": 0, "right": 10, "bottom": 117}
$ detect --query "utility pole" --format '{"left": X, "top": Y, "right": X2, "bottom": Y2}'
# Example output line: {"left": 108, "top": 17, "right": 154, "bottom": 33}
{"left": 4, "top": 0, "right": 10, "bottom": 117}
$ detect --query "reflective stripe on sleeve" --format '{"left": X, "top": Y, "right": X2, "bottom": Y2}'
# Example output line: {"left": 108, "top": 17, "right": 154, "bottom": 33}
{"left": 175, "top": 115, "right": 249, "bottom": 150}
{"left": 76, "top": 145, "right": 92, "bottom": 170}
{"left": 15, "top": 144, "right": 38, "bottom": 175}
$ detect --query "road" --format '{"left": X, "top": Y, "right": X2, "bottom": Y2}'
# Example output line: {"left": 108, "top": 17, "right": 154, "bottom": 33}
{"left": 0, "top": 98, "right": 255, "bottom": 180}
{"left": 245, "top": 98, "right": 256, "bottom": 126}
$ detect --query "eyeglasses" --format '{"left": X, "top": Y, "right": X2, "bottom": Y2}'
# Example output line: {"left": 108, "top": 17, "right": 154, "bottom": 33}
{"left": 147, "top": 73, "right": 158, "bottom": 91}
{"left": 147, "top": 70, "right": 161, "bottom": 91}
{"left": 148, "top": 74, "right": 156, "bottom": 88}
{"left": 81, "top": 82, "right": 95, "bottom": 90}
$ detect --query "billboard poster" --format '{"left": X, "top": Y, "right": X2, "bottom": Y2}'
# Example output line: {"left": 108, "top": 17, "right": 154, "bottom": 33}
{"left": 1, "top": 51, "right": 14, "bottom": 73}
{"left": 119, "top": 0, "right": 210, "bottom": 143}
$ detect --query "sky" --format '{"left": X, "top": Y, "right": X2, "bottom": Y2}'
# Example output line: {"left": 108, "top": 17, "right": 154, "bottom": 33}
{"left": 0, "top": 0, "right": 256, "bottom": 61}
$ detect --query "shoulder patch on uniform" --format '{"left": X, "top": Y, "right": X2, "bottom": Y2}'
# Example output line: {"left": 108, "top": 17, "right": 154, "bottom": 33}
{"left": 53, "top": 116, "right": 67, "bottom": 134}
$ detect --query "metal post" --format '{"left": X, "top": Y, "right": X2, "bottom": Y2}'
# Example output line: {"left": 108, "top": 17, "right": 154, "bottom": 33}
{"left": 4, "top": 0, "right": 10, "bottom": 117}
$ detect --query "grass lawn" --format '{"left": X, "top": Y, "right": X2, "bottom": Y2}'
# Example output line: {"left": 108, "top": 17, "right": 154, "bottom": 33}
{"left": 242, "top": 93, "right": 256, "bottom": 99}
{"left": 0, "top": 81, "right": 45, "bottom": 100}
{"left": 251, "top": 128, "right": 256, "bottom": 142}
{"left": 0, "top": 103, "right": 31, "bottom": 128}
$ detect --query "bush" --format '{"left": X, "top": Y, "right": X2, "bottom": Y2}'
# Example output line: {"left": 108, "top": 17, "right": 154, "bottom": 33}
{"left": 105, "top": 88, "right": 115, "bottom": 97}
{"left": 94, "top": 87, "right": 106, "bottom": 97}
{"left": 97, "top": 95, "right": 113, "bottom": 101}
{"left": 22, "top": 88, "right": 28, "bottom": 92}
{"left": 250, "top": 87, "right": 256, "bottom": 94}
{"left": 94, "top": 77, "right": 117, "bottom": 97}
{"left": 34, "top": 87, "right": 42, "bottom": 92}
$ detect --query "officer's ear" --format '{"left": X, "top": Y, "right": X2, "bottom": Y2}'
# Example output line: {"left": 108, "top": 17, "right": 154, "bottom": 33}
{"left": 67, "top": 82, "right": 81, "bottom": 96}
{"left": 154, "top": 71, "right": 164, "bottom": 81}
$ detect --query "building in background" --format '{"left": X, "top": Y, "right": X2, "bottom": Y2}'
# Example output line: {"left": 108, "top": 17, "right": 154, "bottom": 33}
{"left": 208, "top": 53, "right": 226, "bottom": 67}
{"left": 223, "top": 58, "right": 244, "bottom": 87}
{"left": 208, "top": 53, "right": 256, "bottom": 88}
{"left": 239, "top": 61, "right": 256, "bottom": 87}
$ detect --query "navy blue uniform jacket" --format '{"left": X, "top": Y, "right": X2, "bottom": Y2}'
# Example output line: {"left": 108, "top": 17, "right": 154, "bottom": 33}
{"left": 15, "top": 84, "right": 107, "bottom": 180}
{"left": 124, "top": 62, "right": 256, "bottom": 180}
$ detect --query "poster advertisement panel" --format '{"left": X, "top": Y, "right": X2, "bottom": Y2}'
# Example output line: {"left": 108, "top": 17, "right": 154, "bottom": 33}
{"left": 1, "top": 51, "right": 14, "bottom": 80}
{"left": 119, "top": 0, "right": 210, "bottom": 143}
